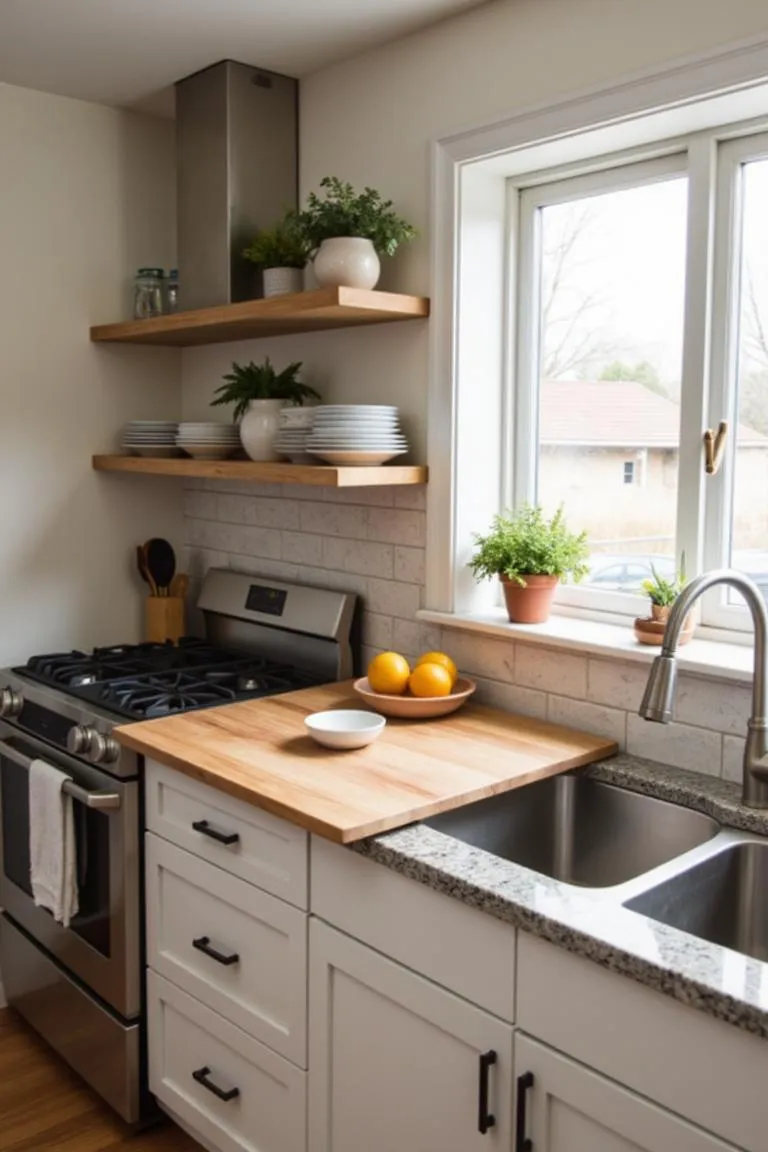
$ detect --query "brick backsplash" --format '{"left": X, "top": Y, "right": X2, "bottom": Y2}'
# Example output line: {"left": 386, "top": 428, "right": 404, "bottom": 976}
{"left": 185, "top": 480, "right": 751, "bottom": 785}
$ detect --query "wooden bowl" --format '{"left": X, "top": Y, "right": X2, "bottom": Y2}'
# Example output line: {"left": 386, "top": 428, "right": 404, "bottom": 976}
{"left": 353, "top": 676, "right": 477, "bottom": 719}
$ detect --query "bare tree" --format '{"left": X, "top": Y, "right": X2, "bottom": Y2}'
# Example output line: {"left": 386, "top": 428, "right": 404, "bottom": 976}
{"left": 540, "top": 204, "right": 616, "bottom": 379}
{"left": 743, "top": 266, "right": 768, "bottom": 371}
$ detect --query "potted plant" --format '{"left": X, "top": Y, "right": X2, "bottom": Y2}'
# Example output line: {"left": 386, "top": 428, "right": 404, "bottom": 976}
{"left": 242, "top": 211, "right": 311, "bottom": 298}
{"left": 634, "top": 558, "right": 693, "bottom": 645}
{"left": 299, "top": 176, "right": 416, "bottom": 291}
{"left": 469, "top": 505, "right": 589, "bottom": 624}
{"left": 211, "top": 358, "right": 320, "bottom": 462}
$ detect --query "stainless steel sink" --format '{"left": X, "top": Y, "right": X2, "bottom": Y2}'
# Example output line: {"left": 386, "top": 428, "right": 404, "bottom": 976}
{"left": 625, "top": 841, "right": 768, "bottom": 963}
{"left": 424, "top": 775, "right": 721, "bottom": 888}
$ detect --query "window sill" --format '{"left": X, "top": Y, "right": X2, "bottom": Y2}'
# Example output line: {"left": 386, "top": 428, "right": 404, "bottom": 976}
{"left": 417, "top": 608, "right": 755, "bottom": 687}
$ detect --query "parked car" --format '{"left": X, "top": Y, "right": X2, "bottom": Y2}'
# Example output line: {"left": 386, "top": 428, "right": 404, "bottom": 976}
{"left": 586, "top": 554, "right": 675, "bottom": 593}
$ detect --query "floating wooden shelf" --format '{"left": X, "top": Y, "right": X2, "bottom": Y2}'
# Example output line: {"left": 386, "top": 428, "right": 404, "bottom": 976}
{"left": 90, "top": 287, "right": 430, "bottom": 347}
{"left": 92, "top": 455, "right": 427, "bottom": 488}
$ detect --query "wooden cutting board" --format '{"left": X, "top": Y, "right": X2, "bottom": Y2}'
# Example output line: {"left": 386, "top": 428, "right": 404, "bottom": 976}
{"left": 116, "top": 681, "right": 618, "bottom": 843}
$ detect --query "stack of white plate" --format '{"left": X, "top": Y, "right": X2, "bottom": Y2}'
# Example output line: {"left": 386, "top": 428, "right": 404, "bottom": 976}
{"left": 306, "top": 406, "right": 408, "bottom": 466}
{"left": 176, "top": 422, "right": 241, "bottom": 460}
{"left": 122, "top": 421, "right": 179, "bottom": 458}
{"left": 274, "top": 406, "right": 316, "bottom": 463}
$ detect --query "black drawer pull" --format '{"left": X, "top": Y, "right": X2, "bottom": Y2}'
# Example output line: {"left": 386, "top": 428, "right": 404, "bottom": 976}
{"left": 478, "top": 1050, "right": 497, "bottom": 1134}
{"left": 516, "top": 1071, "right": 534, "bottom": 1151}
{"left": 192, "top": 1065, "right": 240, "bottom": 1102}
{"left": 193, "top": 936, "right": 240, "bottom": 967}
{"left": 192, "top": 819, "right": 240, "bottom": 846}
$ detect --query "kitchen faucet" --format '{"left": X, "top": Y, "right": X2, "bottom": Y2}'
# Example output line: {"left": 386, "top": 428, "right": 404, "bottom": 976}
{"left": 639, "top": 569, "right": 768, "bottom": 808}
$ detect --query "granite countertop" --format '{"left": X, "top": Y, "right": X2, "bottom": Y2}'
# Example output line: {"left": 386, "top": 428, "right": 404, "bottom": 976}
{"left": 354, "top": 754, "right": 768, "bottom": 1039}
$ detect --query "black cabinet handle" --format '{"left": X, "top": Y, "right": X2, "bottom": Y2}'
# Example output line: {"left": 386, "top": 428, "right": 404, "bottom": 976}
{"left": 193, "top": 936, "right": 240, "bottom": 967}
{"left": 516, "top": 1071, "right": 534, "bottom": 1151}
{"left": 192, "top": 1065, "right": 240, "bottom": 1102}
{"left": 192, "top": 819, "right": 240, "bottom": 846}
{"left": 478, "top": 1050, "right": 497, "bottom": 1134}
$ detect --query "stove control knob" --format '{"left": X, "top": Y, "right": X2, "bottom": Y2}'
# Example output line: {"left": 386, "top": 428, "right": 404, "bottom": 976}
{"left": 0, "top": 688, "right": 23, "bottom": 719}
{"left": 67, "top": 725, "right": 94, "bottom": 756}
{"left": 88, "top": 731, "right": 120, "bottom": 766}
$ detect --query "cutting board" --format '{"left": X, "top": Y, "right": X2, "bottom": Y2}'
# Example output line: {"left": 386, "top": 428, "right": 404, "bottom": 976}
{"left": 116, "top": 681, "right": 618, "bottom": 843}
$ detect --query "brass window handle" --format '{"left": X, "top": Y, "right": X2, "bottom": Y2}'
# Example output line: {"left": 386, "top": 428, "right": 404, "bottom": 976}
{"left": 704, "top": 420, "right": 728, "bottom": 475}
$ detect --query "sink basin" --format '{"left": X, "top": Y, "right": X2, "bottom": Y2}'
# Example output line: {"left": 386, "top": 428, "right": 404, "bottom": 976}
{"left": 625, "top": 842, "right": 768, "bottom": 962}
{"left": 424, "top": 775, "right": 720, "bottom": 888}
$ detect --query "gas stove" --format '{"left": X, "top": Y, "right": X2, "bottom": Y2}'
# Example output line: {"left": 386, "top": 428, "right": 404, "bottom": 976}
{"left": 18, "top": 638, "right": 319, "bottom": 721}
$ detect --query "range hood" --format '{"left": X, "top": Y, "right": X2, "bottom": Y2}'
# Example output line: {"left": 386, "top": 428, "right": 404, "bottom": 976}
{"left": 175, "top": 60, "right": 299, "bottom": 311}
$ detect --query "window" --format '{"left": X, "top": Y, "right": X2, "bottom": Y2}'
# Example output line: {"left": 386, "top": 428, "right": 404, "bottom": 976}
{"left": 506, "top": 127, "right": 768, "bottom": 627}
{"left": 431, "top": 47, "right": 768, "bottom": 640}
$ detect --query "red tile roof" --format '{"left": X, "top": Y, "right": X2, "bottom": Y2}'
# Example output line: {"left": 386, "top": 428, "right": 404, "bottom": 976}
{"left": 540, "top": 380, "right": 767, "bottom": 447}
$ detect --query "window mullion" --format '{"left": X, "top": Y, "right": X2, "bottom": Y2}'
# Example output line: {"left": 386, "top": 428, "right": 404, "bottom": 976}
{"left": 513, "top": 186, "right": 542, "bottom": 506}
{"left": 674, "top": 134, "right": 718, "bottom": 585}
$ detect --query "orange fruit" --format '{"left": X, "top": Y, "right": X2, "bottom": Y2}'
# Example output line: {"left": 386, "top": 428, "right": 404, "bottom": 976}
{"left": 408, "top": 662, "right": 453, "bottom": 698}
{"left": 367, "top": 651, "right": 411, "bottom": 695}
{"left": 415, "top": 650, "right": 458, "bottom": 685}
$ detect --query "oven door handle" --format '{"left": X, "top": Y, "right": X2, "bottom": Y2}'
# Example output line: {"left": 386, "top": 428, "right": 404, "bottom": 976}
{"left": 0, "top": 741, "right": 122, "bottom": 810}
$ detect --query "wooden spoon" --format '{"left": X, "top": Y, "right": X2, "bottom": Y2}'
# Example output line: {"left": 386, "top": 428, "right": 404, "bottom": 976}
{"left": 137, "top": 544, "right": 159, "bottom": 596}
{"left": 145, "top": 538, "right": 176, "bottom": 596}
{"left": 170, "top": 573, "right": 189, "bottom": 599}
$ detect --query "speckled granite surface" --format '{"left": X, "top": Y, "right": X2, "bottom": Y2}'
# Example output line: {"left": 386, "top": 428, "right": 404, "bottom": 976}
{"left": 353, "top": 754, "right": 768, "bottom": 1039}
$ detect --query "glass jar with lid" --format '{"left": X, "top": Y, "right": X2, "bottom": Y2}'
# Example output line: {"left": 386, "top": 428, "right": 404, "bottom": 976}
{"left": 133, "top": 268, "right": 164, "bottom": 320}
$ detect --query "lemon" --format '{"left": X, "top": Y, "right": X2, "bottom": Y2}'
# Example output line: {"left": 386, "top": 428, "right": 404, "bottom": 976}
{"left": 367, "top": 652, "right": 411, "bottom": 695}
{"left": 408, "top": 662, "right": 454, "bottom": 698}
{"left": 416, "top": 651, "right": 458, "bottom": 685}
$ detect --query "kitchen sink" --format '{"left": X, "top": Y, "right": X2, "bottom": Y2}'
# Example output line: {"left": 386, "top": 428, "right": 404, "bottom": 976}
{"left": 625, "top": 841, "right": 768, "bottom": 963}
{"left": 424, "top": 775, "right": 721, "bottom": 888}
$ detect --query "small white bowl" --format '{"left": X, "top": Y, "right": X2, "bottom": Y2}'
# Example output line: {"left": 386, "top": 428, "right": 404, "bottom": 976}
{"left": 304, "top": 709, "right": 386, "bottom": 750}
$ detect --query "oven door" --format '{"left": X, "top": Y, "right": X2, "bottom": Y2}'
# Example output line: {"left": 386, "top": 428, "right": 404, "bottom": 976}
{"left": 0, "top": 722, "right": 139, "bottom": 1019}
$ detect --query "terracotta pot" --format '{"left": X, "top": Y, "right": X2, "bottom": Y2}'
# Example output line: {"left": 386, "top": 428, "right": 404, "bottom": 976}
{"left": 634, "top": 604, "right": 695, "bottom": 646}
{"left": 500, "top": 574, "right": 559, "bottom": 624}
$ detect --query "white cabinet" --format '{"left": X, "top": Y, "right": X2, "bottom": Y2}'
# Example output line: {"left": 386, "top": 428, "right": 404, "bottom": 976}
{"left": 308, "top": 919, "right": 514, "bottom": 1152}
{"left": 514, "top": 1035, "right": 737, "bottom": 1152}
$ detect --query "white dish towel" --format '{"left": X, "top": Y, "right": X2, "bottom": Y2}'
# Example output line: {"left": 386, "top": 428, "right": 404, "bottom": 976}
{"left": 29, "top": 759, "right": 79, "bottom": 928}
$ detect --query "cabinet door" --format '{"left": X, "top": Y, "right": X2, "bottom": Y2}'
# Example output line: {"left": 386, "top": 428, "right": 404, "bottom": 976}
{"left": 309, "top": 919, "right": 513, "bottom": 1152}
{"left": 515, "top": 1035, "right": 738, "bottom": 1152}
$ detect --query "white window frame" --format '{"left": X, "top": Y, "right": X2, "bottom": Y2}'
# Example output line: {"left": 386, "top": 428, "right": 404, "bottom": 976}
{"left": 510, "top": 152, "right": 689, "bottom": 620}
{"left": 426, "top": 33, "right": 768, "bottom": 644}
{"left": 703, "top": 129, "right": 768, "bottom": 630}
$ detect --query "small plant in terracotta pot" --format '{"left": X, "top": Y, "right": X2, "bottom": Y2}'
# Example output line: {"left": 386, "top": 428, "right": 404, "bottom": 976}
{"left": 634, "top": 559, "right": 694, "bottom": 645}
{"left": 469, "top": 505, "right": 589, "bottom": 624}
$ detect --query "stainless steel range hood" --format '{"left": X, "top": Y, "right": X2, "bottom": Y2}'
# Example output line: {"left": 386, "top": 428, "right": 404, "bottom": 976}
{"left": 176, "top": 60, "right": 299, "bottom": 310}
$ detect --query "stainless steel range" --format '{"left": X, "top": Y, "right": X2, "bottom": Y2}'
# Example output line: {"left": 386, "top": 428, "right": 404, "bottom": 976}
{"left": 0, "top": 570, "right": 357, "bottom": 1123}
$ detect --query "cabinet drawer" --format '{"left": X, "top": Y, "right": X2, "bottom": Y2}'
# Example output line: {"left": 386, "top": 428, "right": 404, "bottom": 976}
{"left": 311, "top": 836, "right": 515, "bottom": 1021}
{"left": 148, "top": 970, "right": 306, "bottom": 1152}
{"left": 147, "top": 834, "right": 307, "bottom": 1065}
{"left": 146, "top": 759, "right": 308, "bottom": 908}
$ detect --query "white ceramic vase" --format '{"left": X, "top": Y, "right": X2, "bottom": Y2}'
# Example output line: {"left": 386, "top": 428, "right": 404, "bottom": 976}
{"left": 313, "top": 237, "right": 381, "bottom": 290}
{"left": 239, "top": 399, "right": 283, "bottom": 462}
{"left": 263, "top": 267, "right": 304, "bottom": 298}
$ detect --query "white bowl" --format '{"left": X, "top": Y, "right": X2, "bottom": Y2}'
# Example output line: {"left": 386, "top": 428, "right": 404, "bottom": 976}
{"left": 308, "top": 449, "right": 407, "bottom": 465}
{"left": 304, "top": 709, "right": 386, "bottom": 750}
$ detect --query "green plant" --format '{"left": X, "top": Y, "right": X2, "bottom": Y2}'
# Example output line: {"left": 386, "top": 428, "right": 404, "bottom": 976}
{"left": 641, "top": 555, "right": 687, "bottom": 607}
{"left": 469, "top": 505, "right": 589, "bottom": 587}
{"left": 242, "top": 211, "right": 311, "bottom": 270}
{"left": 210, "top": 358, "right": 320, "bottom": 422}
{"left": 299, "top": 177, "right": 416, "bottom": 257}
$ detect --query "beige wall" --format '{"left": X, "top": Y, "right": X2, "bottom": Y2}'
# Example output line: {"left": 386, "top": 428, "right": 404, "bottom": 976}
{"left": 0, "top": 82, "right": 182, "bottom": 662}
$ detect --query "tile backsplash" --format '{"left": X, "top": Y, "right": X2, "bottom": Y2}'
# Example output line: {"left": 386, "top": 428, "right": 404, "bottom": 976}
{"left": 185, "top": 481, "right": 752, "bottom": 786}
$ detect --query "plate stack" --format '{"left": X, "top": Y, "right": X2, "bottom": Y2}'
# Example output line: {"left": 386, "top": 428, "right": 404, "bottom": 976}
{"left": 122, "top": 421, "right": 179, "bottom": 458}
{"left": 176, "top": 423, "right": 241, "bottom": 460}
{"left": 273, "top": 406, "right": 316, "bottom": 464}
{"left": 307, "top": 406, "right": 408, "bottom": 466}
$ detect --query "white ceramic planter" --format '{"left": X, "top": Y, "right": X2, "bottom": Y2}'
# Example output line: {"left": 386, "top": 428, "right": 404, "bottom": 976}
{"left": 313, "top": 237, "right": 381, "bottom": 290}
{"left": 239, "top": 399, "right": 283, "bottom": 462}
{"left": 263, "top": 267, "right": 304, "bottom": 297}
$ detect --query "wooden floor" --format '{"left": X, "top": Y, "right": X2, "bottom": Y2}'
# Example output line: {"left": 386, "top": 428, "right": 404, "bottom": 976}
{"left": 0, "top": 1009, "right": 201, "bottom": 1150}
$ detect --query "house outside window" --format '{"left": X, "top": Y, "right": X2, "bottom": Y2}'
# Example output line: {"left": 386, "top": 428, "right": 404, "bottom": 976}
{"left": 623, "top": 462, "right": 635, "bottom": 486}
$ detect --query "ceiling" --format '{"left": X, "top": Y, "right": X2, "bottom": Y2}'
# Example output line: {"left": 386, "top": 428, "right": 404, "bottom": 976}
{"left": 0, "top": 0, "right": 486, "bottom": 114}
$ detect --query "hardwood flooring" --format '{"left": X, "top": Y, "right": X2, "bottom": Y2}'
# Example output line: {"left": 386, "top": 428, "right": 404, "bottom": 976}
{"left": 0, "top": 1009, "right": 201, "bottom": 1150}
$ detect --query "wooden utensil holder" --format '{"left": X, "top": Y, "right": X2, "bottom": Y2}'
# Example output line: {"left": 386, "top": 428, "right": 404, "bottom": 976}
{"left": 145, "top": 596, "right": 186, "bottom": 644}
